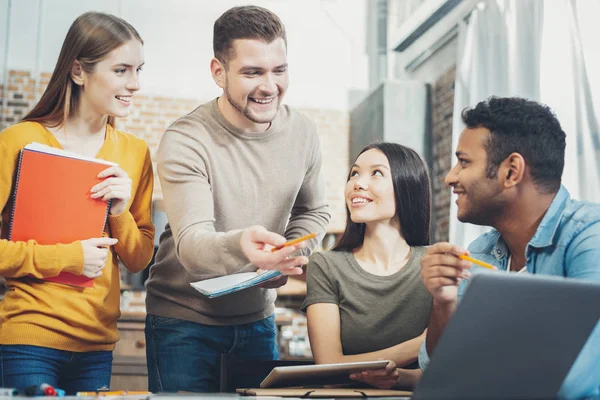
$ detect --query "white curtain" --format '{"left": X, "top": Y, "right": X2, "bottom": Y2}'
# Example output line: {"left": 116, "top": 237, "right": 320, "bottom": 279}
{"left": 450, "top": 0, "right": 600, "bottom": 247}
{"left": 540, "top": 0, "right": 600, "bottom": 204}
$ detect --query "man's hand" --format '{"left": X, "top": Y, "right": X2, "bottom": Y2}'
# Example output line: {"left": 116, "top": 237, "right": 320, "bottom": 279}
{"left": 256, "top": 269, "right": 289, "bottom": 288}
{"left": 349, "top": 361, "right": 399, "bottom": 389}
{"left": 421, "top": 242, "right": 472, "bottom": 305}
{"left": 240, "top": 226, "right": 307, "bottom": 275}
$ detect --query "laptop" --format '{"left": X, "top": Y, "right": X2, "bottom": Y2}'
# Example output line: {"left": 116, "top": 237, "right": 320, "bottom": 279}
{"left": 412, "top": 272, "right": 600, "bottom": 400}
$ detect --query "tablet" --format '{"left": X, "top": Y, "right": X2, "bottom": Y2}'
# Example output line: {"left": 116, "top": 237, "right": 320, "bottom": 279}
{"left": 260, "top": 360, "right": 390, "bottom": 388}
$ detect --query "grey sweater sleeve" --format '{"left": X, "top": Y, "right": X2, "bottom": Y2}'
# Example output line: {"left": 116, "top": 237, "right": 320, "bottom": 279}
{"left": 157, "top": 122, "right": 248, "bottom": 276}
{"left": 283, "top": 121, "right": 331, "bottom": 253}
{"left": 157, "top": 102, "right": 331, "bottom": 277}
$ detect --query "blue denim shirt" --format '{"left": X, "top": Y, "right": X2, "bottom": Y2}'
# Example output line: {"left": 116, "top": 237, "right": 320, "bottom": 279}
{"left": 418, "top": 186, "right": 600, "bottom": 398}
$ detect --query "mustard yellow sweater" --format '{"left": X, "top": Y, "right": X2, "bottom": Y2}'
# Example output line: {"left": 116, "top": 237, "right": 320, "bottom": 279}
{"left": 0, "top": 121, "right": 155, "bottom": 351}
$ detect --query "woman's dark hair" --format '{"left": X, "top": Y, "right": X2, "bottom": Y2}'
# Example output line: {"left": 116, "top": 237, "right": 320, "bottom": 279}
{"left": 333, "top": 142, "right": 432, "bottom": 252}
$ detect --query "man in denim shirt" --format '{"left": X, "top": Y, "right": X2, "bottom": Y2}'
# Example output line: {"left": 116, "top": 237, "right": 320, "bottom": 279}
{"left": 419, "top": 97, "right": 600, "bottom": 398}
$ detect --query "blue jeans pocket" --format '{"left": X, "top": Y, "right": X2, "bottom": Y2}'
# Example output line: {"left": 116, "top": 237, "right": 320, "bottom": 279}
{"left": 257, "top": 314, "right": 278, "bottom": 337}
{"left": 148, "top": 314, "right": 182, "bottom": 328}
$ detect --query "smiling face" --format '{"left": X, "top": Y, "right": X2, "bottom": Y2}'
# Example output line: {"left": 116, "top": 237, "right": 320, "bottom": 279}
{"left": 75, "top": 39, "right": 144, "bottom": 119}
{"left": 212, "top": 38, "right": 288, "bottom": 131}
{"left": 446, "top": 126, "right": 506, "bottom": 225}
{"left": 345, "top": 148, "right": 397, "bottom": 226}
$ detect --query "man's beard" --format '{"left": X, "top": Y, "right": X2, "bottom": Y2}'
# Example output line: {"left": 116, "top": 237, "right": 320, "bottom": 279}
{"left": 224, "top": 85, "right": 279, "bottom": 124}
{"left": 458, "top": 182, "right": 505, "bottom": 226}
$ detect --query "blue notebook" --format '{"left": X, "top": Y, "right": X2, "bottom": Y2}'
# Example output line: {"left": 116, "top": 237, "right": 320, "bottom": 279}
{"left": 190, "top": 270, "right": 282, "bottom": 298}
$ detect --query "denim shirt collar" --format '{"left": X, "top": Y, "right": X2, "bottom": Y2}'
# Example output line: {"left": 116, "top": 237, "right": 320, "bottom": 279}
{"left": 528, "top": 185, "right": 570, "bottom": 248}
{"left": 490, "top": 185, "right": 570, "bottom": 260}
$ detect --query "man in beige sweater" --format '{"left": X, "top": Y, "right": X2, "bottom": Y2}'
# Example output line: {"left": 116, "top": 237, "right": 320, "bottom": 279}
{"left": 144, "top": 5, "right": 330, "bottom": 393}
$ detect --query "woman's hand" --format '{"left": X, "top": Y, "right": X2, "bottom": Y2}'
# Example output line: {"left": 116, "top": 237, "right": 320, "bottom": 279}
{"left": 81, "top": 237, "right": 118, "bottom": 278}
{"left": 91, "top": 166, "right": 132, "bottom": 216}
{"left": 349, "top": 361, "right": 399, "bottom": 389}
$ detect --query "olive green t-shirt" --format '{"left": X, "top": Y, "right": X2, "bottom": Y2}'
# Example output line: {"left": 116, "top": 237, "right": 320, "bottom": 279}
{"left": 302, "top": 247, "right": 432, "bottom": 356}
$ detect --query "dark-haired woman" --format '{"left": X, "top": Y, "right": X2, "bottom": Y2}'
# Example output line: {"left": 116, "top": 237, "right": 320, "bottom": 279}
{"left": 0, "top": 12, "right": 154, "bottom": 393}
{"left": 303, "top": 142, "right": 433, "bottom": 389}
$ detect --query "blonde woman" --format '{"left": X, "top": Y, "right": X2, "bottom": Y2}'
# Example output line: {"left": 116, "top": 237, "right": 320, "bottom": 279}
{"left": 0, "top": 12, "right": 154, "bottom": 393}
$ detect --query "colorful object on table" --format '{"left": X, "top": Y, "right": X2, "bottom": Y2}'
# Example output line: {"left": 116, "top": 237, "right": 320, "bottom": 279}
{"left": 0, "top": 388, "right": 19, "bottom": 397}
{"left": 76, "top": 390, "right": 151, "bottom": 396}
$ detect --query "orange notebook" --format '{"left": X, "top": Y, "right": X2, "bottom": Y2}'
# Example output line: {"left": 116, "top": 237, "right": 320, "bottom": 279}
{"left": 8, "top": 143, "right": 116, "bottom": 287}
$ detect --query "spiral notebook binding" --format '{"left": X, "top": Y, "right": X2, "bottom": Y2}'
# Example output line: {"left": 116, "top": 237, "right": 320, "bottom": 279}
{"left": 7, "top": 148, "right": 26, "bottom": 241}
{"left": 102, "top": 199, "right": 112, "bottom": 232}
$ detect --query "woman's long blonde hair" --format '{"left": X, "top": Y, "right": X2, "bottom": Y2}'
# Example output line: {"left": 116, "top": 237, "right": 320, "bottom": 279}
{"left": 23, "top": 12, "right": 143, "bottom": 128}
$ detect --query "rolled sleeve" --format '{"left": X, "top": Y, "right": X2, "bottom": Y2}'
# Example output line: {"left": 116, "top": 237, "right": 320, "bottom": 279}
{"left": 418, "top": 340, "right": 431, "bottom": 370}
{"left": 558, "top": 321, "right": 600, "bottom": 398}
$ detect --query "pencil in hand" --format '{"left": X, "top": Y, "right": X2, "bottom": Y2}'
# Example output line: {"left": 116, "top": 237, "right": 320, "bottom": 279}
{"left": 458, "top": 254, "right": 496, "bottom": 270}
{"left": 271, "top": 232, "right": 317, "bottom": 252}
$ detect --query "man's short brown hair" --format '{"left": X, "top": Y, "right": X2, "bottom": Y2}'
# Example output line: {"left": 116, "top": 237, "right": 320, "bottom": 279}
{"left": 213, "top": 5, "right": 287, "bottom": 64}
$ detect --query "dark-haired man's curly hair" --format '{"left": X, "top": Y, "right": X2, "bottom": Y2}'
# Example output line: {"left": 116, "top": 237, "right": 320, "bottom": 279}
{"left": 461, "top": 96, "right": 566, "bottom": 194}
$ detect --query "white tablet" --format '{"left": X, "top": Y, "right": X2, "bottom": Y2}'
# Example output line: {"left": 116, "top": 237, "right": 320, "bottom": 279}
{"left": 260, "top": 360, "right": 391, "bottom": 388}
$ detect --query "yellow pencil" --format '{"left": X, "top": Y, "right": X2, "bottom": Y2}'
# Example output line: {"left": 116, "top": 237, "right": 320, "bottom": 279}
{"left": 458, "top": 254, "right": 496, "bottom": 270}
{"left": 271, "top": 232, "right": 317, "bottom": 252}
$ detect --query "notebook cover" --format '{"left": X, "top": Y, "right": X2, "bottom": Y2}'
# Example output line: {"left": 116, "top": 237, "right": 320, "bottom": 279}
{"left": 190, "top": 270, "right": 283, "bottom": 298}
{"left": 9, "top": 148, "right": 112, "bottom": 287}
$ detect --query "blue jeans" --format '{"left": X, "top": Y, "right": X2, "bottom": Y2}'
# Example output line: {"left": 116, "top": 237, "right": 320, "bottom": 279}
{"left": 145, "top": 314, "right": 279, "bottom": 393}
{"left": 0, "top": 345, "right": 112, "bottom": 395}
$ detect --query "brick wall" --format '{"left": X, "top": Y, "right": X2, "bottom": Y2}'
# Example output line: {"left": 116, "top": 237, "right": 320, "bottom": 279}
{"left": 431, "top": 67, "right": 455, "bottom": 242}
{"left": 301, "top": 109, "right": 348, "bottom": 233}
{"left": 0, "top": 69, "right": 348, "bottom": 233}
{"left": 115, "top": 95, "right": 200, "bottom": 201}
{"left": 0, "top": 70, "right": 46, "bottom": 128}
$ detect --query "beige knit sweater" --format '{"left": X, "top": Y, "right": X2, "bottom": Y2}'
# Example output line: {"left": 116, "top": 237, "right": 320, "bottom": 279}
{"left": 146, "top": 99, "right": 331, "bottom": 325}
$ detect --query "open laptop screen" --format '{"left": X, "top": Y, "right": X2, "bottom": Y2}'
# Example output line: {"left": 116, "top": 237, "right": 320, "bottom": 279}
{"left": 413, "top": 273, "right": 600, "bottom": 400}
